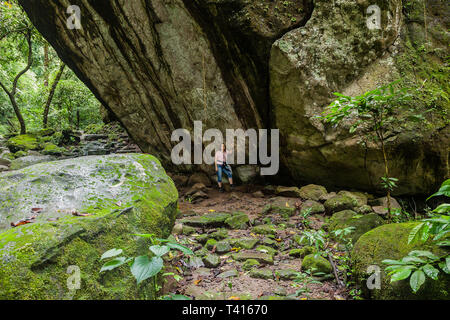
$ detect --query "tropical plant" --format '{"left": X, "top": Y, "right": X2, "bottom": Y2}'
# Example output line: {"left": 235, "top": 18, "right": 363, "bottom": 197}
{"left": 382, "top": 179, "right": 450, "bottom": 293}
{"left": 100, "top": 233, "right": 194, "bottom": 299}
{"left": 319, "top": 81, "right": 413, "bottom": 221}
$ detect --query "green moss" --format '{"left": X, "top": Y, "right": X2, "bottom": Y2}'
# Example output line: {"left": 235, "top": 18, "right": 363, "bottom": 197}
{"left": 302, "top": 254, "right": 332, "bottom": 274}
{"left": 327, "top": 210, "right": 384, "bottom": 244}
{"left": 0, "top": 154, "right": 178, "bottom": 300}
{"left": 7, "top": 134, "right": 39, "bottom": 153}
{"left": 352, "top": 222, "right": 450, "bottom": 300}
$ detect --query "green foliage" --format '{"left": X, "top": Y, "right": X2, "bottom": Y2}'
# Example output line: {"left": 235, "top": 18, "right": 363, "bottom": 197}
{"left": 383, "top": 179, "right": 450, "bottom": 293}
{"left": 100, "top": 233, "right": 194, "bottom": 298}
{"left": 299, "top": 229, "right": 327, "bottom": 253}
{"left": 0, "top": 1, "right": 102, "bottom": 136}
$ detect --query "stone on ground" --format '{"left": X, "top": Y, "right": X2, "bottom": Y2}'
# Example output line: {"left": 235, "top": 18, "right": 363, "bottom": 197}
{"left": 232, "top": 251, "right": 274, "bottom": 265}
{"left": 299, "top": 184, "right": 328, "bottom": 201}
{"left": 249, "top": 268, "right": 274, "bottom": 280}
{"left": 302, "top": 254, "right": 333, "bottom": 274}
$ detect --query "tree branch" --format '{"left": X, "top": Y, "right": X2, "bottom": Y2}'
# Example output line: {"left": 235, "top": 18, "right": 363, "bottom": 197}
{"left": 11, "top": 29, "right": 33, "bottom": 95}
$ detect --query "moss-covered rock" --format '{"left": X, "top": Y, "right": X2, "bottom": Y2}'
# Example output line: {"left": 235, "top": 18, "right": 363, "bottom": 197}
{"left": 262, "top": 197, "right": 296, "bottom": 217}
{"left": 327, "top": 210, "right": 384, "bottom": 244}
{"left": 252, "top": 224, "right": 277, "bottom": 235}
{"left": 275, "top": 269, "right": 299, "bottom": 280}
{"left": 352, "top": 222, "right": 450, "bottom": 300}
{"left": 255, "top": 245, "right": 277, "bottom": 256}
{"left": 249, "top": 268, "right": 273, "bottom": 280}
{"left": 299, "top": 184, "right": 328, "bottom": 201}
{"left": 0, "top": 154, "right": 178, "bottom": 300}
{"left": 203, "top": 254, "right": 220, "bottom": 268}
{"left": 229, "top": 238, "right": 259, "bottom": 250}
{"left": 275, "top": 186, "right": 301, "bottom": 198}
{"left": 301, "top": 200, "right": 325, "bottom": 215}
{"left": 7, "top": 134, "right": 39, "bottom": 153}
{"left": 225, "top": 213, "right": 249, "bottom": 229}
{"left": 232, "top": 251, "right": 274, "bottom": 265}
{"left": 324, "top": 193, "right": 362, "bottom": 213}
{"left": 41, "top": 143, "right": 65, "bottom": 156}
{"left": 242, "top": 259, "right": 260, "bottom": 271}
{"left": 9, "top": 155, "right": 57, "bottom": 171}
{"left": 289, "top": 246, "right": 316, "bottom": 258}
{"left": 302, "top": 254, "right": 332, "bottom": 274}
{"left": 180, "top": 212, "right": 231, "bottom": 228}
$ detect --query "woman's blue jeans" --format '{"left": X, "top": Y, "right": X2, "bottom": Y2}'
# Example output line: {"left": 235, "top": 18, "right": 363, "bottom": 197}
{"left": 217, "top": 164, "right": 232, "bottom": 183}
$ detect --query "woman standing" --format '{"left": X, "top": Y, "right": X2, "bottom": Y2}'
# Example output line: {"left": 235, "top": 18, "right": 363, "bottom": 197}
{"left": 215, "top": 144, "right": 234, "bottom": 192}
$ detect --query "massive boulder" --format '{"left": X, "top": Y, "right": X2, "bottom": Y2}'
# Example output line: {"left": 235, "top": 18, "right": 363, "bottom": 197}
{"left": 18, "top": 0, "right": 449, "bottom": 195}
{"left": 352, "top": 222, "right": 450, "bottom": 300}
{"left": 0, "top": 154, "right": 178, "bottom": 299}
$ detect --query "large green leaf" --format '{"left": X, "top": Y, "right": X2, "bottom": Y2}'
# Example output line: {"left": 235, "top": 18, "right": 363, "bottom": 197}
{"left": 410, "top": 270, "right": 426, "bottom": 293}
{"left": 390, "top": 268, "right": 413, "bottom": 282}
{"left": 408, "top": 250, "right": 438, "bottom": 260}
{"left": 408, "top": 223, "right": 425, "bottom": 244}
{"left": 422, "top": 264, "right": 439, "bottom": 280}
{"left": 166, "top": 242, "right": 194, "bottom": 255}
{"left": 100, "top": 257, "right": 128, "bottom": 272}
{"left": 100, "top": 248, "right": 123, "bottom": 260}
{"left": 427, "top": 179, "right": 450, "bottom": 201}
{"left": 150, "top": 245, "right": 170, "bottom": 257}
{"left": 131, "top": 256, "right": 163, "bottom": 284}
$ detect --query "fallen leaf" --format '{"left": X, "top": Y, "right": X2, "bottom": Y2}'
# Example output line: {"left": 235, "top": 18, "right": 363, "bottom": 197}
{"left": 194, "top": 279, "right": 202, "bottom": 286}
{"left": 11, "top": 216, "right": 37, "bottom": 227}
{"left": 229, "top": 296, "right": 241, "bottom": 300}
{"left": 31, "top": 208, "right": 43, "bottom": 213}
{"left": 286, "top": 202, "right": 289, "bottom": 207}
{"left": 72, "top": 211, "right": 91, "bottom": 217}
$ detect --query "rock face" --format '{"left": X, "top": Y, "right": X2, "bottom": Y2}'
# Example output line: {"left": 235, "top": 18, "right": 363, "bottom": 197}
{"left": 0, "top": 154, "right": 178, "bottom": 299}
{"left": 19, "top": 0, "right": 449, "bottom": 195}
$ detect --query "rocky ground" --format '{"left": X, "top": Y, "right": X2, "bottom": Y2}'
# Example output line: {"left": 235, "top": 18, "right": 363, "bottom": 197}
{"left": 159, "top": 177, "right": 399, "bottom": 300}
{"left": 2, "top": 127, "right": 440, "bottom": 300}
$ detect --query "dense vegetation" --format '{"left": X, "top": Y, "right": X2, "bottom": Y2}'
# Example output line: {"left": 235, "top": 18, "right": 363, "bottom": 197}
{"left": 0, "top": 1, "right": 102, "bottom": 136}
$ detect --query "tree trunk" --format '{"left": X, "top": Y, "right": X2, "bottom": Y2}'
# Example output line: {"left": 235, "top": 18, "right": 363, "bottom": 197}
{"left": 0, "top": 29, "right": 33, "bottom": 134}
{"left": 43, "top": 43, "right": 49, "bottom": 86}
{"left": 43, "top": 63, "right": 66, "bottom": 127}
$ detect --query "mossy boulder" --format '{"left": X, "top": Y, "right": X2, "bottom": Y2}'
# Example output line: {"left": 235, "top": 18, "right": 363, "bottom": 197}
{"left": 9, "top": 155, "right": 57, "bottom": 171}
{"left": 327, "top": 210, "right": 384, "bottom": 244}
{"left": 275, "top": 269, "right": 299, "bottom": 280}
{"left": 275, "top": 186, "right": 301, "bottom": 198}
{"left": 352, "top": 222, "right": 450, "bottom": 300}
{"left": 41, "top": 143, "right": 65, "bottom": 156}
{"left": 262, "top": 197, "right": 297, "bottom": 217}
{"left": 301, "top": 200, "right": 325, "bottom": 215}
{"left": 299, "top": 184, "right": 328, "bottom": 201}
{"left": 7, "top": 134, "right": 39, "bottom": 153}
{"left": 0, "top": 154, "right": 178, "bottom": 300}
{"left": 302, "top": 254, "right": 332, "bottom": 274}
{"left": 255, "top": 245, "right": 277, "bottom": 256}
{"left": 324, "top": 191, "right": 367, "bottom": 214}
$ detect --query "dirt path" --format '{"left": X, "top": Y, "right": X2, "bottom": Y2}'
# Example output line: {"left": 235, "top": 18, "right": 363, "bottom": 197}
{"left": 164, "top": 185, "right": 352, "bottom": 300}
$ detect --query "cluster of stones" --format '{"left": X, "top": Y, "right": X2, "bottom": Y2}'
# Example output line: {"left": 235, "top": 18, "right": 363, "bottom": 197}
{"left": 0, "top": 122, "right": 141, "bottom": 172}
